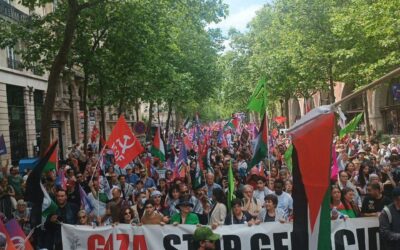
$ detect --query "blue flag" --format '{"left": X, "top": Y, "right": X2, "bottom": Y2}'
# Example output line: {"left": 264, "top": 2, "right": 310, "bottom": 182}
{"left": 0, "top": 134, "right": 6, "bottom": 155}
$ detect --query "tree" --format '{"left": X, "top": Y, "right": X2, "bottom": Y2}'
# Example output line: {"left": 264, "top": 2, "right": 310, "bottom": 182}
{"left": 1, "top": 0, "right": 106, "bottom": 154}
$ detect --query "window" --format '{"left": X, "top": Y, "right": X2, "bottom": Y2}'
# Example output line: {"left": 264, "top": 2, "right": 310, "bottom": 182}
{"left": 6, "top": 46, "right": 15, "bottom": 61}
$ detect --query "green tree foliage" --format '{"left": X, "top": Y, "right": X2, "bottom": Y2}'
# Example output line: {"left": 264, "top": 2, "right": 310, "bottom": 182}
{"left": 218, "top": 0, "right": 400, "bottom": 122}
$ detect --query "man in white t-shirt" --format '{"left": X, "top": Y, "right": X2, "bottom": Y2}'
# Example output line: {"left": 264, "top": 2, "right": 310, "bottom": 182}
{"left": 273, "top": 179, "right": 293, "bottom": 218}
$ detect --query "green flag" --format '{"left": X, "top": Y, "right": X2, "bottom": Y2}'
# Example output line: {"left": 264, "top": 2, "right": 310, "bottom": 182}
{"left": 339, "top": 112, "right": 364, "bottom": 139}
{"left": 227, "top": 160, "right": 235, "bottom": 211}
{"left": 284, "top": 144, "right": 293, "bottom": 173}
{"left": 249, "top": 113, "right": 268, "bottom": 169}
{"left": 247, "top": 78, "right": 267, "bottom": 114}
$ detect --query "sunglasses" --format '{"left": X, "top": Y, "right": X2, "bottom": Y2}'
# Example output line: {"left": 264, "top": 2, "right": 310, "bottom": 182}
{"left": 145, "top": 206, "right": 154, "bottom": 209}
{"left": 79, "top": 215, "right": 87, "bottom": 219}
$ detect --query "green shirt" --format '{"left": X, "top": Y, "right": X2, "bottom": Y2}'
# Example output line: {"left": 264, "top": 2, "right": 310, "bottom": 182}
{"left": 170, "top": 212, "right": 199, "bottom": 225}
{"left": 8, "top": 175, "right": 23, "bottom": 197}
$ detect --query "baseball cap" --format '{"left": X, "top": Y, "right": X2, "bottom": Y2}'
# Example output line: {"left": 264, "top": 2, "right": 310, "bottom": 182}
{"left": 193, "top": 227, "right": 220, "bottom": 241}
{"left": 151, "top": 190, "right": 162, "bottom": 197}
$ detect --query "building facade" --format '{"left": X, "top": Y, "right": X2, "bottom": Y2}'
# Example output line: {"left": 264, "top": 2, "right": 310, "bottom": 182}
{"left": 0, "top": 0, "right": 84, "bottom": 165}
{"left": 287, "top": 81, "right": 400, "bottom": 135}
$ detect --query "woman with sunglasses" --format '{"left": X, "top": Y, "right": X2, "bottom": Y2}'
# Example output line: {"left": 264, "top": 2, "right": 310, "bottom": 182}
{"left": 170, "top": 198, "right": 199, "bottom": 225}
{"left": 120, "top": 207, "right": 139, "bottom": 224}
{"left": 77, "top": 210, "right": 90, "bottom": 225}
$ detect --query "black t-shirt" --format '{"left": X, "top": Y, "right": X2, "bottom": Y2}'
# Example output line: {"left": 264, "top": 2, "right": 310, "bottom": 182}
{"left": 361, "top": 194, "right": 392, "bottom": 213}
{"left": 224, "top": 211, "right": 252, "bottom": 225}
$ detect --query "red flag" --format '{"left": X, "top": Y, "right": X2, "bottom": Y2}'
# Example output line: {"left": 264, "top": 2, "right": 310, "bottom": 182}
{"left": 183, "top": 136, "right": 192, "bottom": 150}
{"left": 274, "top": 116, "right": 287, "bottom": 125}
{"left": 5, "top": 219, "right": 33, "bottom": 250}
{"left": 232, "top": 117, "right": 239, "bottom": 130}
{"left": 272, "top": 128, "right": 279, "bottom": 138}
{"left": 106, "top": 116, "right": 144, "bottom": 168}
{"left": 0, "top": 219, "right": 16, "bottom": 250}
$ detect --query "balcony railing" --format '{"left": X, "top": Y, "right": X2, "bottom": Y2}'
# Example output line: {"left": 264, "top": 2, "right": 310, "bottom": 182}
{"left": 7, "top": 57, "right": 23, "bottom": 71}
{"left": 0, "top": 0, "right": 29, "bottom": 22}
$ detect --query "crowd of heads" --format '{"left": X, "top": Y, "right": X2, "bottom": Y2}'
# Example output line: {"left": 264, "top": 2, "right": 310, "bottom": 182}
{"left": 0, "top": 132, "right": 400, "bottom": 248}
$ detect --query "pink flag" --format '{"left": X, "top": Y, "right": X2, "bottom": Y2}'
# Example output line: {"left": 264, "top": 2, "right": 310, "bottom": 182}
{"left": 331, "top": 144, "right": 339, "bottom": 181}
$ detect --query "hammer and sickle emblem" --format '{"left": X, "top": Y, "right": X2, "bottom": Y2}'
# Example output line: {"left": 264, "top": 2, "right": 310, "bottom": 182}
{"left": 116, "top": 135, "right": 136, "bottom": 154}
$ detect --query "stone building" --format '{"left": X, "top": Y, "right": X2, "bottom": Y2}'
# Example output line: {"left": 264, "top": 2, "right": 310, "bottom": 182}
{"left": 287, "top": 81, "right": 400, "bottom": 135}
{"left": 0, "top": 1, "right": 83, "bottom": 165}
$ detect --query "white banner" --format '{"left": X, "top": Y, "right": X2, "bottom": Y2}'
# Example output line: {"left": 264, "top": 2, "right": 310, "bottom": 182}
{"left": 62, "top": 217, "right": 379, "bottom": 250}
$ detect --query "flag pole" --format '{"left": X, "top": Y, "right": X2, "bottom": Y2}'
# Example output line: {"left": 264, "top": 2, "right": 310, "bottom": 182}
{"left": 264, "top": 78, "right": 272, "bottom": 177}
{"left": 90, "top": 144, "right": 107, "bottom": 182}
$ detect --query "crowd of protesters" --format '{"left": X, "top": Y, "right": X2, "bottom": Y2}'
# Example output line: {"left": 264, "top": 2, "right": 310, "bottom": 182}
{"left": 0, "top": 127, "right": 400, "bottom": 249}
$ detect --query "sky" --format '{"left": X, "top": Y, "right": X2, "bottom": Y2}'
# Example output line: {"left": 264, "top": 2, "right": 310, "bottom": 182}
{"left": 209, "top": 0, "right": 268, "bottom": 35}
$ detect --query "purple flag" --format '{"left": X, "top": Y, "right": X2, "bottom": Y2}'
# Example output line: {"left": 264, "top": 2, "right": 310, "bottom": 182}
{"left": 0, "top": 134, "right": 6, "bottom": 155}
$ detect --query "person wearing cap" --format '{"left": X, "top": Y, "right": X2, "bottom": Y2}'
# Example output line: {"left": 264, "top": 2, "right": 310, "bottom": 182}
{"left": 126, "top": 165, "right": 139, "bottom": 185}
{"left": 193, "top": 226, "right": 220, "bottom": 250}
{"left": 170, "top": 197, "right": 199, "bottom": 225}
{"left": 379, "top": 187, "right": 400, "bottom": 250}
{"left": 150, "top": 190, "right": 168, "bottom": 215}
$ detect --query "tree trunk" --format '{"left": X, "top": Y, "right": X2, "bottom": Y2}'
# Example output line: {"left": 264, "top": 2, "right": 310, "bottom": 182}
{"left": 363, "top": 92, "right": 371, "bottom": 137}
{"left": 117, "top": 98, "right": 124, "bottom": 117}
{"left": 157, "top": 101, "right": 161, "bottom": 125}
{"left": 135, "top": 98, "right": 140, "bottom": 122}
{"left": 328, "top": 63, "right": 335, "bottom": 104}
{"left": 40, "top": 1, "right": 79, "bottom": 155}
{"left": 99, "top": 82, "right": 106, "bottom": 141}
{"left": 147, "top": 101, "right": 154, "bottom": 138}
{"left": 83, "top": 65, "right": 89, "bottom": 155}
{"left": 165, "top": 99, "right": 173, "bottom": 137}
{"left": 284, "top": 96, "right": 290, "bottom": 128}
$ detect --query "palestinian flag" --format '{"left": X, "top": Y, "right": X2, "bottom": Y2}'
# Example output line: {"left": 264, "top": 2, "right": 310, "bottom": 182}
{"left": 25, "top": 140, "right": 59, "bottom": 227}
{"left": 290, "top": 106, "right": 334, "bottom": 250}
{"left": 225, "top": 117, "right": 239, "bottom": 131}
{"left": 40, "top": 182, "right": 58, "bottom": 222}
{"left": 151, "top": 127, "right": 165, "bottom": 162}
{"left": 43, "top": 143, "right": 58, "bottom": 172}
{"left": 249, "top": 113, "right": 268, "bottom": 169}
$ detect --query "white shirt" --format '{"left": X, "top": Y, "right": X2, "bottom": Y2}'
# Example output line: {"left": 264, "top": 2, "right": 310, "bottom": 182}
{"left": 254, "top": 187, "right": 273, "bottom": 202}
{"left": 274, "top": 191, "right": 293, "bottom": 217}
{"left": 238, "top": 160, "right": 248, "bottom": 172}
